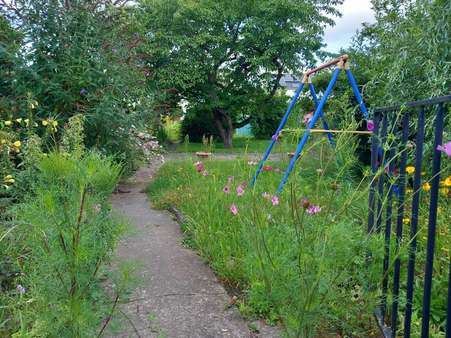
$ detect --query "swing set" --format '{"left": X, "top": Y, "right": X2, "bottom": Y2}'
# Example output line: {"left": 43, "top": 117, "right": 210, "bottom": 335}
{"left": 250, "top": 54, "right": 373, "bottom": 193}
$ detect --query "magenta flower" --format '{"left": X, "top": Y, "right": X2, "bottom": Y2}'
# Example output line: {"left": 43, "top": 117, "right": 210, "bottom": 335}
{"left": 437, "top": 141, "right": 451, "bottom": 157}
{"left": 236, "top": 185, "right": 244, "bottom": 196}
{"left": 271, "top": 195, "right": 279, "bottom": 206}
{"left": 367, "top": 119, "right": 375, "bottom": 131}
{"left": 303, "top": 112, "right": 313, "bottom": 126}
{"left": 263, "top": 165, "right": 273, "bottom": 171}
{"left": 230, "top": 203, "right": 238, "bottom": 215}
{"left": 223, "top": 186, "right": 230, "bottom": 194}
{"left": 202, "top": 170, "right": 208, "bottom": 176}
{"left": 262, "top": 192, "right": 271, "bottom": 200}
{"left": 306, "top": 205, "right": 321, "bottom": 215}
{"left": 228, "top": 176, "right": 235, "bottom": 182}
{"left": 241, "top": 181, "right": 248, "bottom": 188}
{"left": 194, "top": 161, "right": 205, "bottom": 172}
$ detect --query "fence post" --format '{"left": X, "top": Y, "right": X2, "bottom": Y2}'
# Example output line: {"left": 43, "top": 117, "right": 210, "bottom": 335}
{"left": 404, "top": 108, "right": 425, "bottom": 338}
{"left": 391, "top": 112, "right": 410, "bottom": 337}
{"left": 420, "top": 103, "right": 445, "bottom": 336}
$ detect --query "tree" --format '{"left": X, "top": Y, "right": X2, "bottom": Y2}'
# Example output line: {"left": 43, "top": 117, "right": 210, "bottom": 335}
{"left": 0, "top": 1, "right": 155, "bottom": 168}
{"left": 0, "top": 15, "right": 23, "bottom": 115}
{"left": 139, "top": 0, "right": 343, "bottom": 147}
{"left": 348, "top": 0, "right": 450, "bottom": 105}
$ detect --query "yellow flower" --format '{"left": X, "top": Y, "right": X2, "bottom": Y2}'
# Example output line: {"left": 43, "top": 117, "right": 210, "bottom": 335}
{"left": 443, "top": 176, "right": 451, "bottom": 187}
{"left": 52, "top": 120, "right": 58, "bottom": 127}
{"left": 3, "top": 175, "right": 15, "bottom": 184}
{"left": 422, "top": 182, "right": 431, "bottom": 192}
{"left": 4, "top": 120, "right": 12, "bottom": 126}
{"left": 42, "top": 120, "right": 48, "bottom": 126}
{"left": 403, "top": 217, "right": 410, "bottom": 224}
{"left": 406, "top": 166, "right": 415, "bottom": 175}
{"left": 406, "top": 188, "right": 413, "bottom": 193}
{"left": 421, "top": 171, "right": 426, "bottom": 176}
{"left": 440, "top": 188, "right": 449, "bottom": 196}
{"left": 15, "top": 118, "right": 23, "bottom": 123}
{"left": 13, "top": 140, "right": 21, "bottom": 148}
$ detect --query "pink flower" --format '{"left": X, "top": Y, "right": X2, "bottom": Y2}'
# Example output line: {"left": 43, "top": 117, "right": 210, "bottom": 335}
{"left": 202, "top": 170, "right": 208, "bottom": 176}
{"left": 194, "top": 161, "right": 204, "bottom": 172}
{"left": 437, "top": 141, "right": 451, "bottom": 157}
{"left": 236, "top": 185, "right": 244, "bottom": 196}
{"left": 303, "top": 112, "right": 313, "bottom": 126}
{"left": 271, "top": 195, "right": 279, "bottom": 206}
{"left": 228, "top": 176, "right": 235, "bottom": 182}
{"left": 241, "top": 181, "right": 248, "bottom": 188}
{"left": 230, "top": 203, "right": 238, "bottom": 215}
{"left": 263, "top": 165, "right": 273, "bottom": 171}
{"left": 223, "top": 186, "right": 230, "bottom": 194}
{"left": 306, "top": 205, "right": 321, "bottom": 215}
{"left": 262, "top": 192, "right": 271, "bottom": 200}
{"left": 367, "top": 119, "right": 375, "bottom": 131}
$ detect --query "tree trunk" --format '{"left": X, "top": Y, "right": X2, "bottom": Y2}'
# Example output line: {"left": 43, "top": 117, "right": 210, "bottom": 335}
{"left": 213, "top": 108, "right": 234, "bottom": 148}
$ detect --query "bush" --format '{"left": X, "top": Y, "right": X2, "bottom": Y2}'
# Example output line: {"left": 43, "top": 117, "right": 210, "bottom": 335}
{"left": 4, "top": 152, "right": 123, "bottom": 337}
{"left": 161, "top": 116, "right": 182, "bottom": 144}
{"left": 181, "top": 107, "right": 219, "bottom": 142}
{"left": 1, "top": 2, "right": 156, "bottom": 169}
{"left": 250, "top": 95, "right": 288, "bottom": 139}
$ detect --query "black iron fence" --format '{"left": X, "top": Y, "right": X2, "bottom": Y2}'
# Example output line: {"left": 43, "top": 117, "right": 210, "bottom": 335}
{"left": 367, "top": 95, "right": 450, "bottom": 337}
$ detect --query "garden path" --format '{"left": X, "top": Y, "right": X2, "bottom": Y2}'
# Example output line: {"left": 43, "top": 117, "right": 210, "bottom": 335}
{"left": 108, "top": 156, "right": 280, "bottom": 338}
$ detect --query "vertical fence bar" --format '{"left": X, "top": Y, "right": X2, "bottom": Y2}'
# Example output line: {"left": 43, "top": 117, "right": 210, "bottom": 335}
{"left": 368, "top": 111, "right": 381, "bottom": 234}
{"left": 376, "top": 114, "right": 388, "bottom": 233}
{"left": 420, "top": 103, "right": 445, "bottom": 336}
{"left": 276, "top": 67, "right": 341, "bottom": 194}
{"left": 250, "top": 82, "right": 305, "bottom": 187}
{"left": 381, "top": 117, "right": 396, "bottom": 320}
{"left": 391, "top": 112, "right": 410, "bottom": 337}
{"left": 404, "top": 108, "right": 425, "bottom": 338}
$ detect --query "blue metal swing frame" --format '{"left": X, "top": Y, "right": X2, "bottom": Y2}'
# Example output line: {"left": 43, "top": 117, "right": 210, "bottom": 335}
{"left": 250, "top": 55, "right": 371, "bottom": 193}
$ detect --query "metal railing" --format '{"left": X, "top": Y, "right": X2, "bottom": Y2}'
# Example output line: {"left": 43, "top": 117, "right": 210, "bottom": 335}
{"left": 368, "top": 95, "right": 450, "bottom": 337}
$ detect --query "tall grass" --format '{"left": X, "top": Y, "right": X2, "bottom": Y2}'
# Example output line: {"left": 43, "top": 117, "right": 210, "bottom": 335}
{"left": 148, "top": 130, "right": 387, "bottom": 336}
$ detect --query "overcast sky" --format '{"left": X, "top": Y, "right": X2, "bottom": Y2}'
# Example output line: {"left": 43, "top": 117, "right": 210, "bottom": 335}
{"left": 323, "top": 0, "right": 375, "bottom": 53}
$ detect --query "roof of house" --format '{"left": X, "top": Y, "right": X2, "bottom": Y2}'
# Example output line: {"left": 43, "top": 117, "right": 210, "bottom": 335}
{"left": 279, "top": 74, "right": 301, "bottom": 89}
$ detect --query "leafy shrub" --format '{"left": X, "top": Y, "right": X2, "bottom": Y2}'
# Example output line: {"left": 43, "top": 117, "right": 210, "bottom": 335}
{"left": 250, "top": 95, "right": 288, "bottom": 139}
{"left": 180, "top": 107, "right": 220, "bottom": 142}
{"left": 6, "top": 152, "right": 123, "bottom": 337}
{"left": 162, "top": 116, "right": 182, "bottom": 144}
{"left": 1, "top": 1, "right": 156, "bottom": 169}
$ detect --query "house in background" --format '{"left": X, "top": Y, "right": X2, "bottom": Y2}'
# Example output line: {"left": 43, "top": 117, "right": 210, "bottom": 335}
{"left": 235, "top": 74, "right": 302, "bottom": 137}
